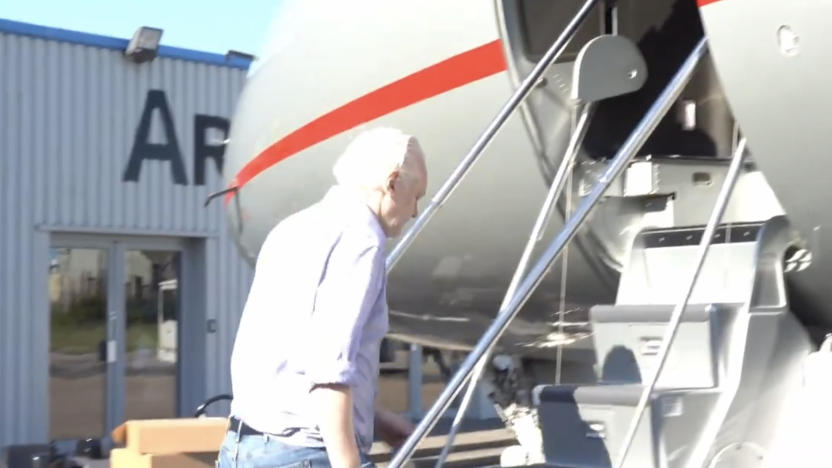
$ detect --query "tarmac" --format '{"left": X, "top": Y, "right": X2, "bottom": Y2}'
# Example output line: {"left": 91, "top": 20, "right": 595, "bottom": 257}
{"left": 44, "top": 348, "right": 518, "bottom": 467}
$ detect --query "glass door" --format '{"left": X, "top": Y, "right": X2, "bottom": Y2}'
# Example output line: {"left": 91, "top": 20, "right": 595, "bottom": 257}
{"left": 49, "top": 247, "right": 109, "bottom": 440}
{"left": 123, "top": 249, "right": 180, "bottom": 420}
{"left": 48, "top": 236, "right": 185, "bottom": 445}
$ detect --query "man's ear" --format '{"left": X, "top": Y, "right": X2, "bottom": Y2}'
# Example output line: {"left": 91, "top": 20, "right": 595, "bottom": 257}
{"left": 386, "top": 170, "right": 400, "bottom": 192}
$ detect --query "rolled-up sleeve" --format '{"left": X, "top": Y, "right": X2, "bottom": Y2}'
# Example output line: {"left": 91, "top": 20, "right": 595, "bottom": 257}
{"left": 305, "top": 229, "right": 384, "bottom": 387}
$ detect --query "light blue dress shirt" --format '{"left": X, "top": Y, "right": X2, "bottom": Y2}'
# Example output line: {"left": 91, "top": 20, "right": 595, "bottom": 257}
{"left": 229, "top": 185, "right": 389, "bottom": 453}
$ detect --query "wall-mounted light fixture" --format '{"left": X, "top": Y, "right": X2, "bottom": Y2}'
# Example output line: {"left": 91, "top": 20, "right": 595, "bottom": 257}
{"left": 125, "top": 26, "right": 163, "bottom": 63}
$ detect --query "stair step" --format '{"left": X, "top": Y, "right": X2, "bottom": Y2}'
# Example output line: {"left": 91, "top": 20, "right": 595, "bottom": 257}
{"left": 616, "top": 224, "right": 761, "bottom": 307}
{"left": 533, "top": 384, "right": 719, "bottom": 467}
{"left": 369, "top": 428, "right": 516, "bottom": 467}
{"left": 591, "top": 303, "right": 736, "bottom": 389}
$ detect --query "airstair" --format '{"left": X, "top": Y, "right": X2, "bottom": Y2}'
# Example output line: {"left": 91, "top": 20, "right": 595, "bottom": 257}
{"left": 533, "top": 217, "right": 813, "bottom": 467}
{"left": 380, "top": 0, "right": 830, "bottom": 466}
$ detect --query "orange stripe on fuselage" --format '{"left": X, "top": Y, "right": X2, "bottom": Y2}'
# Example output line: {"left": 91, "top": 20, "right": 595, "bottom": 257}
{"left": 226, "top": 39, "right": 508, "bottom": 203}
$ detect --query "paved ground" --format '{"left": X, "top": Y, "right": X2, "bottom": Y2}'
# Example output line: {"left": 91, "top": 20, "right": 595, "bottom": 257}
{"left": 50, "top": 350, "right": 449, "bottom": 437}
{"left": 50, "top": 350, "right": 178, "bottom": 439}
{"left": 46, "top": 349, "right": 515, "bottom": 467}
{"left": 70, "top": 426, "right": 514, "bottom": 468}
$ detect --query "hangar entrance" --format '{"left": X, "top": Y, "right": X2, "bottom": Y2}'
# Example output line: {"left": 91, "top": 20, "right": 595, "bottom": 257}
{"left": 48, "top": 234, "right": 189, "bottom": 443}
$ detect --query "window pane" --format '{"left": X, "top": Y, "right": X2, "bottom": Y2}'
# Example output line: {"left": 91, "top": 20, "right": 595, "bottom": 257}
{"left": 50, "top": 248, "right": 107, "bottom": 439}
{"left": 124, "top": 250, "right": 180, "bottom": 421}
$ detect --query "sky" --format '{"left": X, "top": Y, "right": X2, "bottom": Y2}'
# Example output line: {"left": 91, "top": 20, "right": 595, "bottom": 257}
{"left": 1, "top": 0, "right": 279, "bottom": 56}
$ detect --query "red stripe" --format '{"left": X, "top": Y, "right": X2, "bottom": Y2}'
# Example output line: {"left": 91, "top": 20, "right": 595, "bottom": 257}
{"left": 697, "top": 0, "right": 724, "bottom": 6}
{"left": 226, "top": 39, "right": 507, "bottom": 202}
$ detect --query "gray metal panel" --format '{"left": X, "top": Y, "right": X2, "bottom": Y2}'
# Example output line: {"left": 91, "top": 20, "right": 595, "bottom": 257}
{"left": 699, "top": 0, "right": 832, "bottom": 327}
{"left": 591, "top": 304, "right": 723, "bottom": 323}
{"left": 535, "top": 383, "right": 645, "bottom": 406}
{"left": 1, "top": 32, "right": 8, "bottom": 440}
{"left": 165, "top": 59, "right": 180, "bottom": 232}
{"left": 590, "top": 304, "right": 732, "bottom": 388}
{"left": 204, "top": 237, "right": 220, "bottom": 403}
{"left": 179, "top": 239, "right": 208, "bottom": 416}
{"left": 0, "top": 30, "right": 252, "bottom": 448}
{"left": 31, "top": 231, "right": 50, "bottom": 443}
{"left": 3, "top": 33, "right": 23, "bottom": 443}
{"left": 535, "top": 383, "right": 719, "bottom": 467}
{"left": 572, "top": 34, "right": 647, "bottom": 102}
{"left": 19, "top": 36, "right": 34, "bottom": 442}
{"left": 536, "top": 384, "right": 657, "bottom": 467}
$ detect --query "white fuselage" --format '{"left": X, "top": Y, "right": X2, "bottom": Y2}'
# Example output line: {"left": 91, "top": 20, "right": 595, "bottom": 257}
{"left": 222, "top": 0, "right": 829, "bottom": 358}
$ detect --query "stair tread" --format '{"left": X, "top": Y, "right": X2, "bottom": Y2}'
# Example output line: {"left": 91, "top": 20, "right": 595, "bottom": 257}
{"left": 591, "top": 302, "right": 737, "bottom": 323}
{"left": 534, "top": 383, "right": 720, "bottom": 406}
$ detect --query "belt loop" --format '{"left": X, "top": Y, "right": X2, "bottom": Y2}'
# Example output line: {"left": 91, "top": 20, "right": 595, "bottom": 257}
{"left": 232, "top": 418, "right": 243, "bottom": 467}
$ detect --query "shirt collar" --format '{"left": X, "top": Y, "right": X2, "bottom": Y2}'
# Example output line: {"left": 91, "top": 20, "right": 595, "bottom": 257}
{"left": 323, "top": 185, "right": 387, "bottom": 243}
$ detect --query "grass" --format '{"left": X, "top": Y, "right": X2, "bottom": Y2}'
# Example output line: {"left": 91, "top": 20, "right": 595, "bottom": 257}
{"left": 51, "top": 322, "right": 160, "bottom": 354}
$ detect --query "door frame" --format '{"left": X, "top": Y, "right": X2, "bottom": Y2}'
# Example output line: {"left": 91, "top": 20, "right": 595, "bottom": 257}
{"left": 49, "top": 233, "right": 187, "bottom": 437}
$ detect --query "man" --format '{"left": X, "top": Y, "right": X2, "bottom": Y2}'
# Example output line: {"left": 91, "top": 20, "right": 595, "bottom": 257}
{"left": 218, "top": 127, "right": 428, "bottom": 468}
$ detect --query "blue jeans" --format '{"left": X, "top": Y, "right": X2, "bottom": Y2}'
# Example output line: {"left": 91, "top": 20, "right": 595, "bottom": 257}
{"left": 216, "top": 431, "right": 376, "bottom": 468}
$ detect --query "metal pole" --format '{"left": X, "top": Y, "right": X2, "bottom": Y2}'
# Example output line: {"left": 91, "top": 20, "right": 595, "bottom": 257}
{"left": 535, "top": 104, "right": 593, "bottom": 244}
{"left": 388, "top": 37, "right": 708, "bottom": 468}
{"left": 408, "top": 344, "right": 423, "bottom": 421}
{"left": 385, "top": 0, "right": 602, "bottom": 272}
{"left": 613, "top": 137, "right": 747, "bottom": 468}
{"left": 433, "top": 104, "right": 593, "bottom": 468}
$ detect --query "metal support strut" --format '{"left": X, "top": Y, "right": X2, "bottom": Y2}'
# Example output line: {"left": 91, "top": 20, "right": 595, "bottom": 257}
{"left": 434, "top": 103, "right": 593, "bottom": 468}
{"left": 613, "top": 137, "right": 748, "bottom": 468}
{"left": 387, "top": 37, "right": 709, "bottom": 468}
{"left": 385, "top": 0, "right": 602, "bottom": 272}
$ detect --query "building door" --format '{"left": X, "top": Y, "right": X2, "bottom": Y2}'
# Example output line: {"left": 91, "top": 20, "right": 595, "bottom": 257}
{"left": 49, "top": 247, "right": 110, "bottom": 440}
{"left": 49, "top": 235, "right": 184, "bottom": 443}
{"left": 122, "top": 248, "right": 180, "bottom": 422}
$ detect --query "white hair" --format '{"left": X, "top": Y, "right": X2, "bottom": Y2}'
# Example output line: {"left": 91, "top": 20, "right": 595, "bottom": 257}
{"left": 332, "top": 127, "right": 423, "bottom": 190}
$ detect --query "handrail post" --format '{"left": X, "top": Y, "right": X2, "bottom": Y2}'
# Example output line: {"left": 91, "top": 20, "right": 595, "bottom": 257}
{"left": 386, "top": 0, "right": 602, "bottom": 272}
{"left": 387, "top": 37, "right": 709, "bottom": 468}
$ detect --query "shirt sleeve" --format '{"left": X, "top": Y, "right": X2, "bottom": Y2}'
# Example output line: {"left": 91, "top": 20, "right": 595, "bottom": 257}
{"left": 304, "top": 228, "right": 384, "bottom": 388}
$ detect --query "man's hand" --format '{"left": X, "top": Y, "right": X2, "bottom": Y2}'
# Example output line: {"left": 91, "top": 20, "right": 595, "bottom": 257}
{"left": 375, "top": 409, "right": 415, "bottom": 450}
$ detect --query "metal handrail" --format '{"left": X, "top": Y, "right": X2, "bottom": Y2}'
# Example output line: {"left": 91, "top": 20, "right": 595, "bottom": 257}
{"left": 433, "top": 103, "right": 593, "bottom": 468}
{"left": 385, "top": 0, "right": 602, "bottom": 272}
{"left": 613, "top": 136, "right": 748, "bottom": 468}
{"left": 388, "top": 36, "right": 709, "bottom": 468}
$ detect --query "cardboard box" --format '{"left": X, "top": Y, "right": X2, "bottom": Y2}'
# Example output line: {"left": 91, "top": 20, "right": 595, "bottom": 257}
{"left": 111, "top": 418, "right": 228, "bottom": 455}
{"left": 110, "top": 448, "right": 217, "bottom": 468}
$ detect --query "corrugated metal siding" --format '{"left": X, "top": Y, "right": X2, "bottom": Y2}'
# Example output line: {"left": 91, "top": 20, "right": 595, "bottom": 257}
{"left": 0, "top": 31, "right": 253, "bottom": 446}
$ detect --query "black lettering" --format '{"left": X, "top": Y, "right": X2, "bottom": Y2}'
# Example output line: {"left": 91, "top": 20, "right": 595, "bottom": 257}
{"left": 194, "top": 115, "right": 229, "bottom": 185}
{"left": 123, "top": 90, "right": 188, "bottom": 185}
